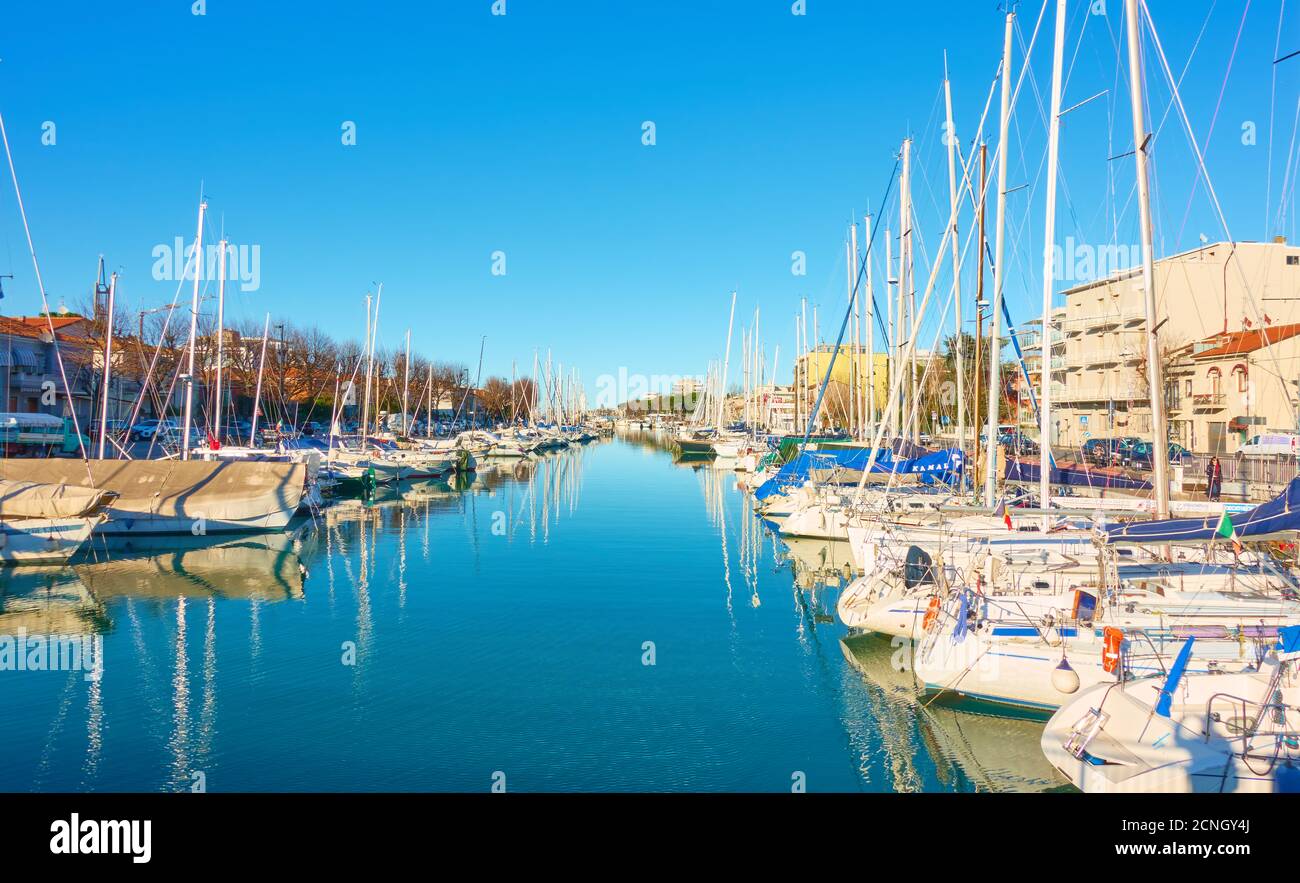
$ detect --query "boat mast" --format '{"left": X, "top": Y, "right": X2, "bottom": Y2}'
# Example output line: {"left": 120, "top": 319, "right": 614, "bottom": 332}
{"left": 901, "top": 138, "right": 917, "bottom": 444}
{"left": 887, "top": 226, "right": 896, "bottom": 439}
{"left": 180, "top": 198, "right": 207, "bottom": 462}
{"left": 96, "top": 271, "right": 117, "bottom": 460}
{"left": 426, "top": 363, "right": 434, "bottom": 438}
{"left": 1038, "top": 0, "right": 1067, "bottom": 529}
{"left": 403, "top": 328, "right": 411, "bottom": 434}
{"left": 213, "top": 237, "right": 228, "bottom": 446}
{"left": 944, "top": 53, "right": 966, "bottom": 462}
{"left": 1125, "top": 0, "right": 1171, "bottom": 521}
{"left": 250, "top": 313, "right": 270, "bottom": 446}
{"left": 716, "top": 291, "right": 737, "bottom": 430}
{"left": 865, "top": 212, "right": 875, "bottom": 434}
{"left": 983, "top": 10, "right": 1016, "bottom": 505}
{"left": 846, "top": 228, "right": 857, "bottom": 439}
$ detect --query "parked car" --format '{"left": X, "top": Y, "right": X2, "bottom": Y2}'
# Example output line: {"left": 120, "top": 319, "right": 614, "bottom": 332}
{"left": 1124, "top": 442, "right": 1191, "bottom": 470}
{"left": 130, "top": 419, "right": 161, "bottom": 441}
{"left": 1238, "top": 432, "right": 1300, "bottom": 457}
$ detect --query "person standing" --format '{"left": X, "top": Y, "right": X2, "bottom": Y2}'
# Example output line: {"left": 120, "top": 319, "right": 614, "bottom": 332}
{"left": 1207, "top": 455, "right": 1223, "bottom": 501}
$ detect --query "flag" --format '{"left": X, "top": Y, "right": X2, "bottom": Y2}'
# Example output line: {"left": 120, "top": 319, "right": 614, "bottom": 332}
{"left": 993, "top": 499, "right": 1013, "bottom": 531}
{"left": 207, "top": 433, "right": 221, "bottom": 451}
{"left": 1215, "top": 511, "right": 1241, "bottom": 555}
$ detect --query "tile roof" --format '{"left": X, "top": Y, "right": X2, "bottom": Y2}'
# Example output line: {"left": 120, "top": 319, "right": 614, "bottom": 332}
{"left": 1191, "top": 323, "right": 1300, "bottom": 360}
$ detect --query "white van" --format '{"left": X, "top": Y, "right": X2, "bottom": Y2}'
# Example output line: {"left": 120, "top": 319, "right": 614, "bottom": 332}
{"left": 1238, "top": 432, "right": 1300, "bottom": 457}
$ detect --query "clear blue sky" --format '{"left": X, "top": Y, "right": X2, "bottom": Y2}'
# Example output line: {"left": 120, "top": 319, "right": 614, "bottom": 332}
{"left": 0, "top": 1, "right": 1293, "bottom": 398}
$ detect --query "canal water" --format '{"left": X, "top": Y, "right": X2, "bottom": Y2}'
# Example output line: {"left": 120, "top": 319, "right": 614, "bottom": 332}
{"left": 0, "top": 434, "right": 1066, "bottom": 792}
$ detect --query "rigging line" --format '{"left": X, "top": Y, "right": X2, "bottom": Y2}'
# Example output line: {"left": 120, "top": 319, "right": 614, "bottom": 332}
{"left": 1265, "top": 0, "right": 1288, "bottom": 235}
{"left": 1274, "top": 94, "right": 1300, "bottom": 234}
{"left": 801, "top": 156, "right": 901, "bottom": 444}
{"left": 0, "top": 107, "right": 92, "bottom": 472}
{"left": 1140, "top": 0, "right": 1298, "bottom": 426}
{"left": 1173, "top": 0, "right": 1252, "bottom": 246}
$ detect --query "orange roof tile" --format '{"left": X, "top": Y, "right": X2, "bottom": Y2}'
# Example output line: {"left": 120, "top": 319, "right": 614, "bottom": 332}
{"left": 1192, "top": 323, "right": 1300, "bottom": 360}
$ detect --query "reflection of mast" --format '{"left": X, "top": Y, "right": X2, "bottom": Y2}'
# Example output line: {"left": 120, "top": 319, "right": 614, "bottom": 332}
{"left": 398, "top": 500, "right": 408, "bottom": 610}
{"left": 167, "top": 598, "right": 191, "bottom": 790}
{"left": 81, "top": 646, "right": 104, "bottom": 787}
{"left": 197, "top": 596, "right": 217, "bottom": 770}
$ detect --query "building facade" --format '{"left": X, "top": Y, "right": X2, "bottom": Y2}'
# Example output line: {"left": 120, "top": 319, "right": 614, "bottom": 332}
{"left": 1040, "top": 239, "right": 1300, "bottom": 453}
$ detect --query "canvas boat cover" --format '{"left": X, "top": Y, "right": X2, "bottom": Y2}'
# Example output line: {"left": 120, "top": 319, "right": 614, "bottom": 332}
{"left": 1102, "top": 476, "right": 1300, "bottom": 545}
{"left": 0, "top": 478, "right": 115, "bottom": 519}
{"left": 754, "top": 447, "right": 964, "bottom": 501}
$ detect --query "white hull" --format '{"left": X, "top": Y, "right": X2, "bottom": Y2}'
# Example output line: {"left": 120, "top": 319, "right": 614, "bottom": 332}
{"left": 0, "top": 516, "right": 100, "bottom": 564}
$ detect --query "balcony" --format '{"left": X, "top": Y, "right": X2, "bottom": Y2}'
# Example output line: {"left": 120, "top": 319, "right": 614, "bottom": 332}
{"left": 1192, "top": 393, "right": 1225, "bottom": 410}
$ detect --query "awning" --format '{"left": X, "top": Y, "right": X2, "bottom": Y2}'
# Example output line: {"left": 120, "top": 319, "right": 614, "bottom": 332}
{"left": 0, "top": 346, "right": 42, "bottom": 369}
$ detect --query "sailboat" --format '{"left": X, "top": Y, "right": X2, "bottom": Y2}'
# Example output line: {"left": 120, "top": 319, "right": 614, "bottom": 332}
{"left": 1042, "top": 626, "right": 1300, "bottom": 792}
{"left": 0, "top": 478, "right": 116, "bottom": 564}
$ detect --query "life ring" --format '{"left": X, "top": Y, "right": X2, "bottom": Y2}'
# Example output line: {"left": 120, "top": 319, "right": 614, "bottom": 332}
{"left": 1102, "top": 626, "right": 1124, "bottom": 674}
{"left": 922, "top": 596, "right": 941, "bottom": 631}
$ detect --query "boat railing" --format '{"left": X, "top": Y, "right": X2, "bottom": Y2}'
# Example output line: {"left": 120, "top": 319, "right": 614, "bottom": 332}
{"left": 1201, "top": 691, "right": 1300, "bottom": 769}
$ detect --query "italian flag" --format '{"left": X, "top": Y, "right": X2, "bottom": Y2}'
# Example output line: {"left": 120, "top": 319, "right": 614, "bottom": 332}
{"left": 1215, "top": 511, "right": 1242, "bottom": 555}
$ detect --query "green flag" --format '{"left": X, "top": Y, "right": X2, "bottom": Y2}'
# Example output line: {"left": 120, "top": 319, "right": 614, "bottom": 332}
{"left": 1214, "top": 511, "right": 1234, "bottom": 539}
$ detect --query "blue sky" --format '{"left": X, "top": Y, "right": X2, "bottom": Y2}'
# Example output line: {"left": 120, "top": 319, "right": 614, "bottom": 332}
{"left": 0, "top": 1, "right": 1294, "bottom": 398}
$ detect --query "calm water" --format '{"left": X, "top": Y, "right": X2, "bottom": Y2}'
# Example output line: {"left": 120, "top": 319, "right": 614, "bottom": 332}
{"left": 0, "top": 434, "right": 1065, "bottom": 792}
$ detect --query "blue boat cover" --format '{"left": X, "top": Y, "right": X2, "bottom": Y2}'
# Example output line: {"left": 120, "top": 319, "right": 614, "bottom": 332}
{"left": 753, "top": 447, "right": 964, "bottom": 501}
{"left": 1277, "top": 625, "right": 1300, "bottom": 657}
{"left": 1005, "top": 458, "right": 1151, "bottom": 492}
{"left": 1103, "top": 477, "right": 1300, "bottom": 545}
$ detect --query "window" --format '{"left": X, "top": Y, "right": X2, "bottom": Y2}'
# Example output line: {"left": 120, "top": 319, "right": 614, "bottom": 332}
{"left": 1208, "top": 368, "right": 1222, "bottom": 397}
{"left": 1233, "top": 364, "right": 1248, "bottom": 393}
{"left": 1287, "top": 255, "right": 1299, "bottom": 266}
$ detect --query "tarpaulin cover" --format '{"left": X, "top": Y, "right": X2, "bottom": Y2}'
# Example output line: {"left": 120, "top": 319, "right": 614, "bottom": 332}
{"left": 754, "top": 447, "right": 964, "bottom": 501}
{"left": 1102, "top": 476, "right": 1300, "bottom": 545}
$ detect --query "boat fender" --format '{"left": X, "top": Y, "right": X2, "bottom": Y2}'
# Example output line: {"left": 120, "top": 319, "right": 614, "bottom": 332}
{"left": 1052, "top": 657, "right": 1081, "bottom": 694}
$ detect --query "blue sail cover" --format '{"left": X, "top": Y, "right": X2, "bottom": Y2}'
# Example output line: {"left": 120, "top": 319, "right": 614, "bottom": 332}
{"left": 1004, "top": 458, "right": 1152, "bottom": 492}
{"left": 754, "top": 447, "right": 964, "bottom": 501}
{"left": 1103, "top": 476, "right": 1300, "bottom": 545}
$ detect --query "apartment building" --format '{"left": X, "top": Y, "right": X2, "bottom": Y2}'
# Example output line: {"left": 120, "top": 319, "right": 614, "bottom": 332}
{"left": 1039, "top": 239, "right": 1300, "bottom": 453}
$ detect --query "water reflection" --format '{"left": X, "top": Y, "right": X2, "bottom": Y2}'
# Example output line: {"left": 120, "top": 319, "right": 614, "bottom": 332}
{"left": 839, "top": 634, "right": 1066, "bottom": 792}
{"left": 3, "top": 435, "right": 1067, "bottom": 791}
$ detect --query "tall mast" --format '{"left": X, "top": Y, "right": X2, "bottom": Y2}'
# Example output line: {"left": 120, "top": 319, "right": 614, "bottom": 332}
{"left": 181, "top": 198, "right": 207, "bottom": 461}
{"left": 974, "top": 142, "right": 988, "bottom": 486}
{"left": 983, "top": 11, "right": 1016, "bottom": 505}
{"left": 426, "top": 363, "right": 434, "bottom": 438}
{"left": 96, "top": 271, "right": 117, "bottom": 460}
{"left": 716, "top": 291, "right": 737, "bottom": 430}
{"left": 944, "top": 54, "right": 966, "bottom": 459}
{"left": 865, "top": 212, "right": 875, "bottom": 433}
{"left": 1125, "top": 0, "right": 1171, "bottom": 520}
{"left": 403, "top": 328, "right": 411, "bottom": 433}
{"left": 847, "top": 225, "right": 859, "bottom": 438}
{"left": 361, "top": 293, "right": 374, "bottom": 440}
{"left": 368, "top": 284, "right": 383, "bottom": 435}
{"left": 886, "top": 226, "right": 896, "bottom": 438}
{"left": 250, "top": 313, "right": 270, "bottom": 446}
{"left": 1038, "top": 0, "right": 1068, "bottom": 527}
{"left": 900, "top": 138, "right": 915, "bottom": 443}
{"left": 213, "top": 238, "right": 227, "bottom": 446}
